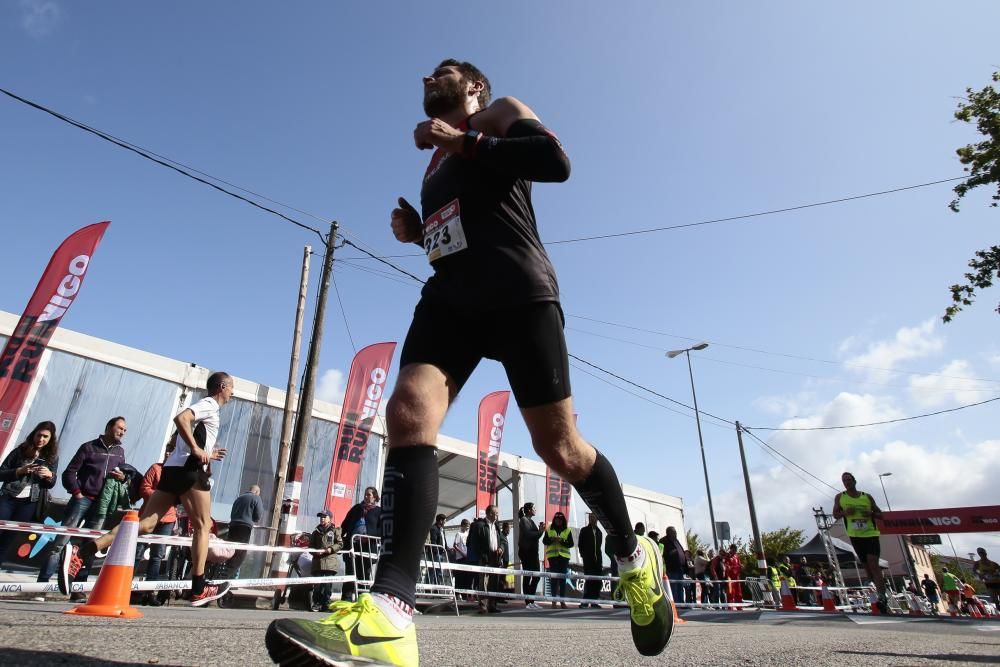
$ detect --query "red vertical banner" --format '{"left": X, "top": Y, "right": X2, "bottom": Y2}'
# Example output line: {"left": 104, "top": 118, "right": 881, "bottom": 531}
{"left": 475, "top": 390, "right": 510, "bottom": 518}
{"left": 326, "top": 342, "right": 396, "bottom": 521}
{"left": 0, "top": 222, "right": 110, "bottom": 459}
{"left": 545, "top": 467, "right": 572, "bottom": 525}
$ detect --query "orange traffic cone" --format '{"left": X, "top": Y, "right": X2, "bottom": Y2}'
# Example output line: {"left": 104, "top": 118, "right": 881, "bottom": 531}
{"left": 821, "top": 585, "right": 837, "bottom": 612}
{"left": 664, "top": 575, "right": 686, "bottom": 625}
{"left": 780, "top": 577, "right": 797, "bottom": 611}
{"left": 65, "top": 510, "right": 142, "bottom": 618}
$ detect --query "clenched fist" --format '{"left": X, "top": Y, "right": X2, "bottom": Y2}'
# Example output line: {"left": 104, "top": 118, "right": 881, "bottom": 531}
{"left": 391, "top": 197, "right": 423, "bottom": 244}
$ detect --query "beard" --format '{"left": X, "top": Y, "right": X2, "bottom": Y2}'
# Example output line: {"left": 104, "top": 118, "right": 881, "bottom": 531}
{"left": 423, "top": 77, "right": 467, "bottom": 117}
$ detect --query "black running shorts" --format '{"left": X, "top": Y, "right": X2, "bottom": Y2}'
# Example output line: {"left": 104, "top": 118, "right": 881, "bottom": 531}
{"left": 399, "top": 299, "right": 571, "bottom": 408}
{"left": 850, "top": 535, "right": 881, "bottom": 561}
{"left": 157, "top": 458, "right": 210, "bottom": 499}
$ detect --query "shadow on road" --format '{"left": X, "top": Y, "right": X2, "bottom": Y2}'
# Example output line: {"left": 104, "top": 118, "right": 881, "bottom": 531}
{"left": 0, "top": 648, "right": 186, "bottom": 666}
{"left": 837, "top": 650, "right": 999, "bottom": 664}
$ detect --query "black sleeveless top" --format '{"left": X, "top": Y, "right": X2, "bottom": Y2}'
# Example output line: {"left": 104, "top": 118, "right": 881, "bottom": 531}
{"left": 418, "top": 118, "right": 560, "bottom": 310}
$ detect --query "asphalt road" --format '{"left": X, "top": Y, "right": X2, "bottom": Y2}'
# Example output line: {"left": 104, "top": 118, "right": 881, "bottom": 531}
{"left": 0, "top": 600, "right": 997, "bottom": 666}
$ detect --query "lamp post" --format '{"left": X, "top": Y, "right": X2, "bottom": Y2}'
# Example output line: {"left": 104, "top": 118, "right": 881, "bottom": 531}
{"left": 666, "top": 342, "right": 718, "bottom": 550}
{"left": 878, "top": 472, "right": 918, "bottom": 587}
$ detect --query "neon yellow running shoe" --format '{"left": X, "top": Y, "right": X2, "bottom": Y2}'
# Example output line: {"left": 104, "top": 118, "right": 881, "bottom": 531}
{"left": 266, "top": 593, "right": 418, "bottom": 667}
{"left": 613, "top": 534, "right": 675, "bottom": 656}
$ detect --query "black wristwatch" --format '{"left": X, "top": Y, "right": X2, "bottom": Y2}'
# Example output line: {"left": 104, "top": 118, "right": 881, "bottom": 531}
{"left": 462, "top": 129, "right": 483, "bottom": 157}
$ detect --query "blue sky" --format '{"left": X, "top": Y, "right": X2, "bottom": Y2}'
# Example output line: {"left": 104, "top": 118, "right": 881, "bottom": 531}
{"left": 2, "top": 1, "right": 998, "bottom": 559}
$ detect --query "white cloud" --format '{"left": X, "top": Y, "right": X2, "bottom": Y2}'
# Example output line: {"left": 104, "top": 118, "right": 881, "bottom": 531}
{"left": 20, "top": 0, "right": 61, "bottom": 38}
{"left": 315, "top": 369, "right": 345, "bottom": 406}
{"left": 844, "top": 319, "right": 944, "bottom": 381}
{"left": 988, "top": 353, "right": 1000, "bottom": 369}
{"left": 908, "top": 359, "right": 991, "bottom": 408}
{"left": 686, "top": 437, "right": 1000, "bottom": 563}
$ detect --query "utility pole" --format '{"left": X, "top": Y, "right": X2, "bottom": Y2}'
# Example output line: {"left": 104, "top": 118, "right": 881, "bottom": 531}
{"left": 272, "top": 223, "right": 337, "bottom": 582}
{"left": 264, "top": 244, "right": 310, "bottom": 575}
{"left": 735, "top": 421, "right": 765, "bottom": 575}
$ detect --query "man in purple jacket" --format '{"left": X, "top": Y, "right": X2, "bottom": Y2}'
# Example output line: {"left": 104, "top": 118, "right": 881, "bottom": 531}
{"left": 36, "top": 416, "right": 127, "bottom": 600}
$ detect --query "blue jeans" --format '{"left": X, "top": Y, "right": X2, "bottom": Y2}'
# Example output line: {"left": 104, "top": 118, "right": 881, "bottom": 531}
{"left": 0, "top": 495, "right": 38, "bottom": 567}
{"left": 135, "top": 521, "right": 174, "bottom": 581}
{"left": 37, "top": 495, "right": 93, "bottom": 582}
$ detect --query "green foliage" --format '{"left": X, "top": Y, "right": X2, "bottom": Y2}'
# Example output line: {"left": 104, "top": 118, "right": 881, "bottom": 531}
{"left": 944, "top": 71, "right": 1000, "bottom": 323}
{"left": 761, "top": 527, "right": 806, "bottom": 563}
{"left": 686, "top": 529, "right": 709, "bottom": 556}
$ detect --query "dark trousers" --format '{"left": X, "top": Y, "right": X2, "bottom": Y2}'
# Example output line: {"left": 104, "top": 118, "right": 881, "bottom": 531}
{"left": 520, "top": 551, "right": 541, "bottom": 597}
{"left": 223, "top": 523, "right": 253, "bottom": 577}
{"left": 548, "top": 556, "right": 569, "bottom": 599}
{"left": 0, "top": 496, "right": 37, "bottom": 567}
{"left": 582, "top": 560, "right": 602, "bottom": 602}
{"left": 134, "top": 520, "right": 175, "bottom": 580}
{"left": 313, "top": 570, "right": 335, "bottom": 609}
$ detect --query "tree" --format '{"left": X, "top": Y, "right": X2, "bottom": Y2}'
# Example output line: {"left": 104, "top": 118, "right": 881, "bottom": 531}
{"left": 686, "top": 529, "right": 709, "bottom": 556}
{"left": 944, "top": 70, "right": 1000, "bottom": 323}
{"left": 761, "top": 527, "right": 806, "bottom": 563}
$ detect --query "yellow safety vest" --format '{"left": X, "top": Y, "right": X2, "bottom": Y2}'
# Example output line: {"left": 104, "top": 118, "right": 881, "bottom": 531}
{"left": 545, "top": 527, "right": 572, "bottom": 560}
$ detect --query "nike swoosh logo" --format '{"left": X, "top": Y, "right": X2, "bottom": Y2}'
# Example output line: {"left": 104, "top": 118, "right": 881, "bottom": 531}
{"left": 350, "top": 624, "right": 404, "bottom": 646}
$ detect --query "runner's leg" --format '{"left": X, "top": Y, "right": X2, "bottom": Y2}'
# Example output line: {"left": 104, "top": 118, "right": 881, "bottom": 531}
{"left": 369, "top": 363, "right": 453, "bottom": 609}
{"left": 180, "top": 488, "right": 212, "bottom": 593}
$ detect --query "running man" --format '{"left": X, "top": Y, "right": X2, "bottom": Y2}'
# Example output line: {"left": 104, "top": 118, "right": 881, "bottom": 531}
{"left": 266, "top": 59, "right": 674, "bottom": 666}
{"left": 60, "top": 371, "right": 235, "bottom": 607}
{"left": 833, "top": 472, "right": 888, "bottom": 613}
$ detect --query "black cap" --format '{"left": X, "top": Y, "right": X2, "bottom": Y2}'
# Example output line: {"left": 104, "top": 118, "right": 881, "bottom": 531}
{"left": 317, "top": 510, "right": 332, "bottom": 518}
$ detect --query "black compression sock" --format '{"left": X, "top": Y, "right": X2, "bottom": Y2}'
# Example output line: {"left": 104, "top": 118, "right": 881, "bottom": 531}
{"left": 192, "top": 574, "right": 206, "bottom": 596}
{"left": 370, "top": 446, "right": 439, "bottom": 608}
{"left": 573, "top": 450, "right": 637, "bottom": 558}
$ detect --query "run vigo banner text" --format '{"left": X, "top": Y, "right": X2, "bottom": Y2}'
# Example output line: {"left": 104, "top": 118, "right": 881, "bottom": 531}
{"left": 325, "top": 342, "right": 396, "bottom": 521}
{"left": 475, "top": 390, "right": 510, "bottom": 518}
{"left": 0, "top": 222, "right": 110, "bottom": 459}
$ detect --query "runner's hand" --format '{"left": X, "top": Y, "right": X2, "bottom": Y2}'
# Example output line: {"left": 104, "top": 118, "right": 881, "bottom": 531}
{"left": 414, "top": 118, "right": 463, "bottom": 152}
{"left": 212, "top": 448, "right": 227, "bottom": 462}
{"left": 191, "top": 446, "right": 210, "bottom": 465}
{"left": 391, "top": 197, "right": 423, "bottom": 243}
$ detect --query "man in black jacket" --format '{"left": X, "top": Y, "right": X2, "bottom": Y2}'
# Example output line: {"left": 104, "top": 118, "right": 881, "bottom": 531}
{"left": 578, "top": 513, "right": 603, "bottom": 608}
{"left": 38, "top": 416, "right": 127, "bottom": 600}
{"left": 468, "top": 505, "right": 502, "bottom": 613}
{"left": 518, "top": 502, "right": 545, "bottom": 608}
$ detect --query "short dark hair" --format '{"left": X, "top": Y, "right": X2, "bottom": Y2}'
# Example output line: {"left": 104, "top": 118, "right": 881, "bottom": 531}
{"left": 207, "top": 371, "right": 231, "bottom": 394}
{"left": 438, "top": 59, "right": 491, "bottom": 110}
{"left": 436, "top": 513, "right": 446, "bottom": 523}
{"left": 105, "top": 416, "right": 126, "bottom": 432}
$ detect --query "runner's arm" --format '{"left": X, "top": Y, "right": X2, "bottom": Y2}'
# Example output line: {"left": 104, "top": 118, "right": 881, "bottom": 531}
{"left": 468, "top": 97, "right": 570, "bottom": 182}
{"left": 173, "top": 409, "right": 208, "bottom": 464}
{"left": 832, "top": 493, "right": 844, "bottom": 519}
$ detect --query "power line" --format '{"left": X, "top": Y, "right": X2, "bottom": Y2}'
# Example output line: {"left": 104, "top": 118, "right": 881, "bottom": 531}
{"left": 547, "top": 177, "right": 966, "bottom": 245}
{"left": 740, "top": 426, "right": 840, "bottom": 494}
{"left": 567, "top": 353, "right": 735, "bottom": 426}
{"left": 566, "top": 325, "right": 1000, "bottom": 394}
{"left": 0, "top": 87, "right": 326, "bottom": 240}
{"left": 746, "top": 394, "right": 1000, "bottom": 431}
{"left": 568, "top": 360, "right": 732, "bottom": 430}
{"left": 567, "top": 314, "right": 1000, "bottom": 386}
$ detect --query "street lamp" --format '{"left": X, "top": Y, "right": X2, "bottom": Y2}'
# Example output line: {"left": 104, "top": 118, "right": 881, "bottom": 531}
{"left": 878, "top": 472, "right": 918, "bottom": 588}
{"left": 666, "top": 342, "right": 718, "bottom": 550}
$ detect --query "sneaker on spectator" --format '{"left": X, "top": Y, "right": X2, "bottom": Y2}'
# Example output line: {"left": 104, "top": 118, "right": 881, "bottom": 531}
{"left": 191, "top": 582, "right": 231, "bottom": 607}
{"left": 30, "top": 595, "right": 45, "bottom": 602}
{"left": 69, "top": 592, "right": 88, "bottom": 603}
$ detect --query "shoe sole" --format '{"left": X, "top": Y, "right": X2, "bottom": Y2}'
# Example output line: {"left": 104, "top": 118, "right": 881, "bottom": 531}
{"left": 629, "top": 534, "right": 675, "bottom": 656}
{"left": 191, "top": 582, "right": 232, "bottom": 607}
{"left": 265, "top": 621, "right": 387, "bottom": 667}
{"left": 57, "top": 548, "right": 72, "bottom": 596}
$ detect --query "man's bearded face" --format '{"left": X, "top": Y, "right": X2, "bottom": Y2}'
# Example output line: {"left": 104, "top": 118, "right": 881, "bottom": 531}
{"left": 424, "top": 75, "right": 467, "bottom": 117}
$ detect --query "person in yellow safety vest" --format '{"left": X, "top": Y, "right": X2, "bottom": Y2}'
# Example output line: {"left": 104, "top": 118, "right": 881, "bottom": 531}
{"left": 833, "top": 471, "right": 888, "bottom": 614}
{"left": 543, "top": 512, "right": 574, "bottom": 609}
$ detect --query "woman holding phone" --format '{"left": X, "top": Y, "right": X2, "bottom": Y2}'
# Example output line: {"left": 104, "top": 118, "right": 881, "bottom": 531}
{"left": 0, "top": 421, "right": 59, "bottom": 566}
